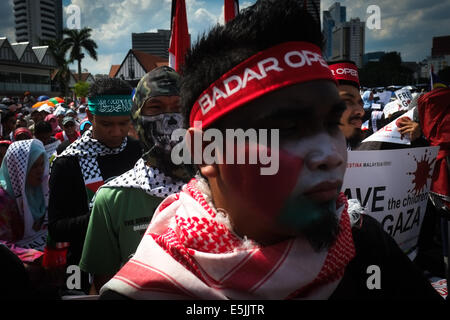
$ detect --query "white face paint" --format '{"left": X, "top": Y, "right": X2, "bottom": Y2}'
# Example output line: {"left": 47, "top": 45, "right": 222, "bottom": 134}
{"left": 282, "top": 131, "right": 347, "bottom": 203}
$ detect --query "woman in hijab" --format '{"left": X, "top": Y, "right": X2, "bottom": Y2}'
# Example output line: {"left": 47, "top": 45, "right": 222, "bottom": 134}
{"left": 0, "top": 139, "right": 49, "bottom": 253}
{"left": 362, "top": 90, "right": 374, "bottom": 110}
{"left": 44, "top": 114, "right": 62, "bottom": 136}
{"left": 79, "top": 119, "right": 91, "bottom": 136}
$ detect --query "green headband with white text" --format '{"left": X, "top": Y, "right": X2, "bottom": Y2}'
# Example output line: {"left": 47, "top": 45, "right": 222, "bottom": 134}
{"left": 88, "top": 95, "right": 133, "bottom": 116}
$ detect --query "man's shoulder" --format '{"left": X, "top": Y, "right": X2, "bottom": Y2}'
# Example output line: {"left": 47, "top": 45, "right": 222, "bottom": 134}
{"left": 96, "top": 183, "right": 156, "bottom": 204}
{"left": 52, "top": 153, "right": 79, "bottom": 169}
{"left": 352, "top": 214, "right": 391, "bottom": 251}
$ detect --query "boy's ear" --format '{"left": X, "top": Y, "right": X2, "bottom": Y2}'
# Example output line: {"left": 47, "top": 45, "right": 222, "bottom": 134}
{"left": 185, "top": 127, "right": 220, "bottom": 178}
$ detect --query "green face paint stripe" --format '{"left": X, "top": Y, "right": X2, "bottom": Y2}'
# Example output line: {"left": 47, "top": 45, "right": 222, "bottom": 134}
{"left": 277, "top": 195, "right": 331, "bottom": 230}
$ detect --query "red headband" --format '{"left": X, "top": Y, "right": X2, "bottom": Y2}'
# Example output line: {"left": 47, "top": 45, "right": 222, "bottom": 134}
{"left": 189, "top": 42, "right": 337, "bottom": 128}
{"left": 328, "top": 62, "right": 360, "bottom": 87}
{"left": 14, "top": 128, "right": 32, "bottom": 140}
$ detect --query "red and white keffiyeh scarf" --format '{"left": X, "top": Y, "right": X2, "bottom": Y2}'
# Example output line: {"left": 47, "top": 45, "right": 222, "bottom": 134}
{"left": 101, "top": 179, "right": 355, "bottom": 300}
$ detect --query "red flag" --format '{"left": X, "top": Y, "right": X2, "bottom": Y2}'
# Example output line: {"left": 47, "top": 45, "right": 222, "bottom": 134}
{"left": 169, "top": 0, "right": 190, "bottom": 72}
{"left": 224, "top": 0, "right": 239, "bottom": 23}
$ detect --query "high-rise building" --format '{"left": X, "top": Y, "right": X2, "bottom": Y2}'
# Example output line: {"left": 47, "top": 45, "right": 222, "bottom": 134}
{"left": 329, "top": 2, "right": 346, "bottom": 25}
{"left": 14, "top": 0, "right": 63, "bottom": 46}
{"left": 431, "top": 35, "right": 450, "bottom": 57}
{"left": 132, "top": 30, "right": 173, "bottom": 59}
{"left": 322, "top": 12, "right": 334, "bottom": 60}
{"left": 332, "top": 18, "right": 365, "bottom": 68}
{"left": 322, "top": 2, "right": 346, "bottom": 60}
{"left": 424, "top": 35, "right": 450, "bottom": 75}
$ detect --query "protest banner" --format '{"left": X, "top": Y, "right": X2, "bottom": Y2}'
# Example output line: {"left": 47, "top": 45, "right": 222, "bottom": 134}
{"left": 383, "top": 100, "right": 402, "bottom": 118}
{"left": 343, "top": 146, "right": 440, "bottom": 259}
{"left": 371, "top": 103, "right": 382, "bottom": 110}
{"left": 363, "top": 107, "right": 415, "bottom": 145}
{"left": 431, "top": 278, "right": 448, "bottom": 299}
{"left": 376, "top": 91, "right": 393, "bottom": 106}
{"left": 44, "top": 139, "right": 61, "bottom": 160}
{"left": 395, "top": 88, "right": 413, "bottom": 109}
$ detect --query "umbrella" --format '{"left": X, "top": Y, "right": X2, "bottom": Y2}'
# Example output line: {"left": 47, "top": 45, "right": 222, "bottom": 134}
{"left": 32, "top": 101, "right": 55, "bottom": 109}
{"left": 38, "top": 104, "right": 54, "bottom": 114}
{"left": 37, "top": 95, "right": 49, "bottom": 102}
{"left": 49, "top": 97, "right": 64, "bottom": 105}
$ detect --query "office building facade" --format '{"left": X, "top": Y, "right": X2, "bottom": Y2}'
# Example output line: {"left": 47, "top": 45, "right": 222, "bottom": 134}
{"left": 322, "top": 2, "right": 346, "bottom": 60}
{"left": 132, "top": 30, "right": 172, "bottom": 59}
{"left": 332, "top": 18, "right": 365, "bottom": 68}
{"left": 14, "top": 0, "right": 63, "bottom": 46}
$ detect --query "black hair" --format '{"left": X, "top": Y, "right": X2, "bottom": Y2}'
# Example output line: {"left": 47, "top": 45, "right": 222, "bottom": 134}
{"left": 56, "top": 140, "right": 71, "bottom": 155}
{"left": 34, "top": 120, "right": 53, "bottom": 135}
{"left": 88, "top": 77, "right": 133, "bottom": 98}
{"left": 180, "top": 0, "right": 323, "bottom": 128}
{"left": 1, "top": 111, "right": 15, "bottom": 124}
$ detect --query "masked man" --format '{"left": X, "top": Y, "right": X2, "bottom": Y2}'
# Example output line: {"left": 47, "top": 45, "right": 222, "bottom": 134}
{"left": 80, "top": 67, "right": 193, "bottom": 294}
{"left": 100, "top": 0, "right": 441, "bottom": 300}
{"left": 48, "top": 78, "right": 142, "bottom": 292}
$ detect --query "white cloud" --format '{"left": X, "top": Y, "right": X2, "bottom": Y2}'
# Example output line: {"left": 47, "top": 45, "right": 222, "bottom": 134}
{"left": 58, "top": 0, "right": 449, "bottom": 74}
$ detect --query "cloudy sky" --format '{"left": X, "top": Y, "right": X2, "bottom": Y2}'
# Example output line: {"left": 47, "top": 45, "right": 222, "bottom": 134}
{"left": 1, "top": 0, "right": 449, "bottom": 75}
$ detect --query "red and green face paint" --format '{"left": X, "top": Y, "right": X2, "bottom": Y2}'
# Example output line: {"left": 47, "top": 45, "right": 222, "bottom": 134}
{"left": 219, "top": 140, "right": 334, "bottom": 233}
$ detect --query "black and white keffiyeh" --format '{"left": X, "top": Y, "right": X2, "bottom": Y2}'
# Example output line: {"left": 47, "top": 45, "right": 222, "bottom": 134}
{"left": 2, "top": 139, "right": 49, "bottom": 250}
{"left": 102, "top": 158, "right": 185, "bottom": 198}
{"left": 58, "top": 128, "right": 127, "bottom": 186}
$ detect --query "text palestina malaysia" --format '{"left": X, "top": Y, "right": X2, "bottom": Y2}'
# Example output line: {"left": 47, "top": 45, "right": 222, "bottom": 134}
{"left": 171, "top": 123, "right": 280, "bottom": 176}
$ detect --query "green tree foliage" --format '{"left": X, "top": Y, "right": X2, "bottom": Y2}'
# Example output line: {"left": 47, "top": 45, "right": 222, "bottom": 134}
{"left": 74, "top": 81, "right": 90, "bottom": 98}
{"left": 41, "top": 38, "right": 72, "bottom": 97}
{"left": 63, "top": 28, "right": 98, "bottom": 81}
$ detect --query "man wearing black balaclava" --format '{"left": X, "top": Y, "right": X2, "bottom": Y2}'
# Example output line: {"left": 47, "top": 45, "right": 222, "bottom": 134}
{"left": 79, "top": 66, "right": 193, "bottom": 294}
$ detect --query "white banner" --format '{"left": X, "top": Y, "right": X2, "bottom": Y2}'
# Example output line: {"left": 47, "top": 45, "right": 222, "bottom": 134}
{"left": 395, "top": 88, "right": 413, "bottom": 109}
{"left": 362, "top": 108, "right": 415, "bottom": 145}
{"left": 343, "top": 147, "right": 440, "bottom": 257}
{"left": 383, "top": 100, "right": 402, "bottom": 118}
{"left": 375, "top": 91, "right": 392, "bottom": 106}
{"left": 44, "top": 140, "right": 61, "bottom": 160}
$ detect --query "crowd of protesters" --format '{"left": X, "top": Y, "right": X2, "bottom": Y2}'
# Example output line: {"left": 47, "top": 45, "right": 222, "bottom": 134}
{"left": 0, "top": 0, "right": 449, "bottom": 301}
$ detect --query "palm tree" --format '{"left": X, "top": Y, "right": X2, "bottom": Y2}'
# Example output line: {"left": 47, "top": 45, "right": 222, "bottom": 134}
{"left": 42, "top": 38, "right": 72, "bottom": 97}
{"left": 63, "top": 27, "right": 98, "bottom": 81}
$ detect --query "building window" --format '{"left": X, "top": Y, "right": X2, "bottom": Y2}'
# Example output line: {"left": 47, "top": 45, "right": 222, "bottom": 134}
{"left": 0, "top": 71, "right": 20, "bottom": 83}
{"left": 21, "top": 73, "right": 50, "bottom": 85}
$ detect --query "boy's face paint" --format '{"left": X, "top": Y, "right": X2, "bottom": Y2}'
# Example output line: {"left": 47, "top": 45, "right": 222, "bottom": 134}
{"left": 220, "top": 143, "right": 303, "bottom": 222}
{"left": 211, "top": 81, "right": 347, "bottom": 241}
{"left": 219, "top": 131, "right": 346, "bottom": 234}
{"left": 276, "top": 132, "right": 347, "bottom": 233}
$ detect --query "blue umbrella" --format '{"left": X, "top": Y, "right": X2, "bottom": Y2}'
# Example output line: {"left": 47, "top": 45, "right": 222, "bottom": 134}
{"left": 37, "top": 95, "right": 49, "bottom": 102}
